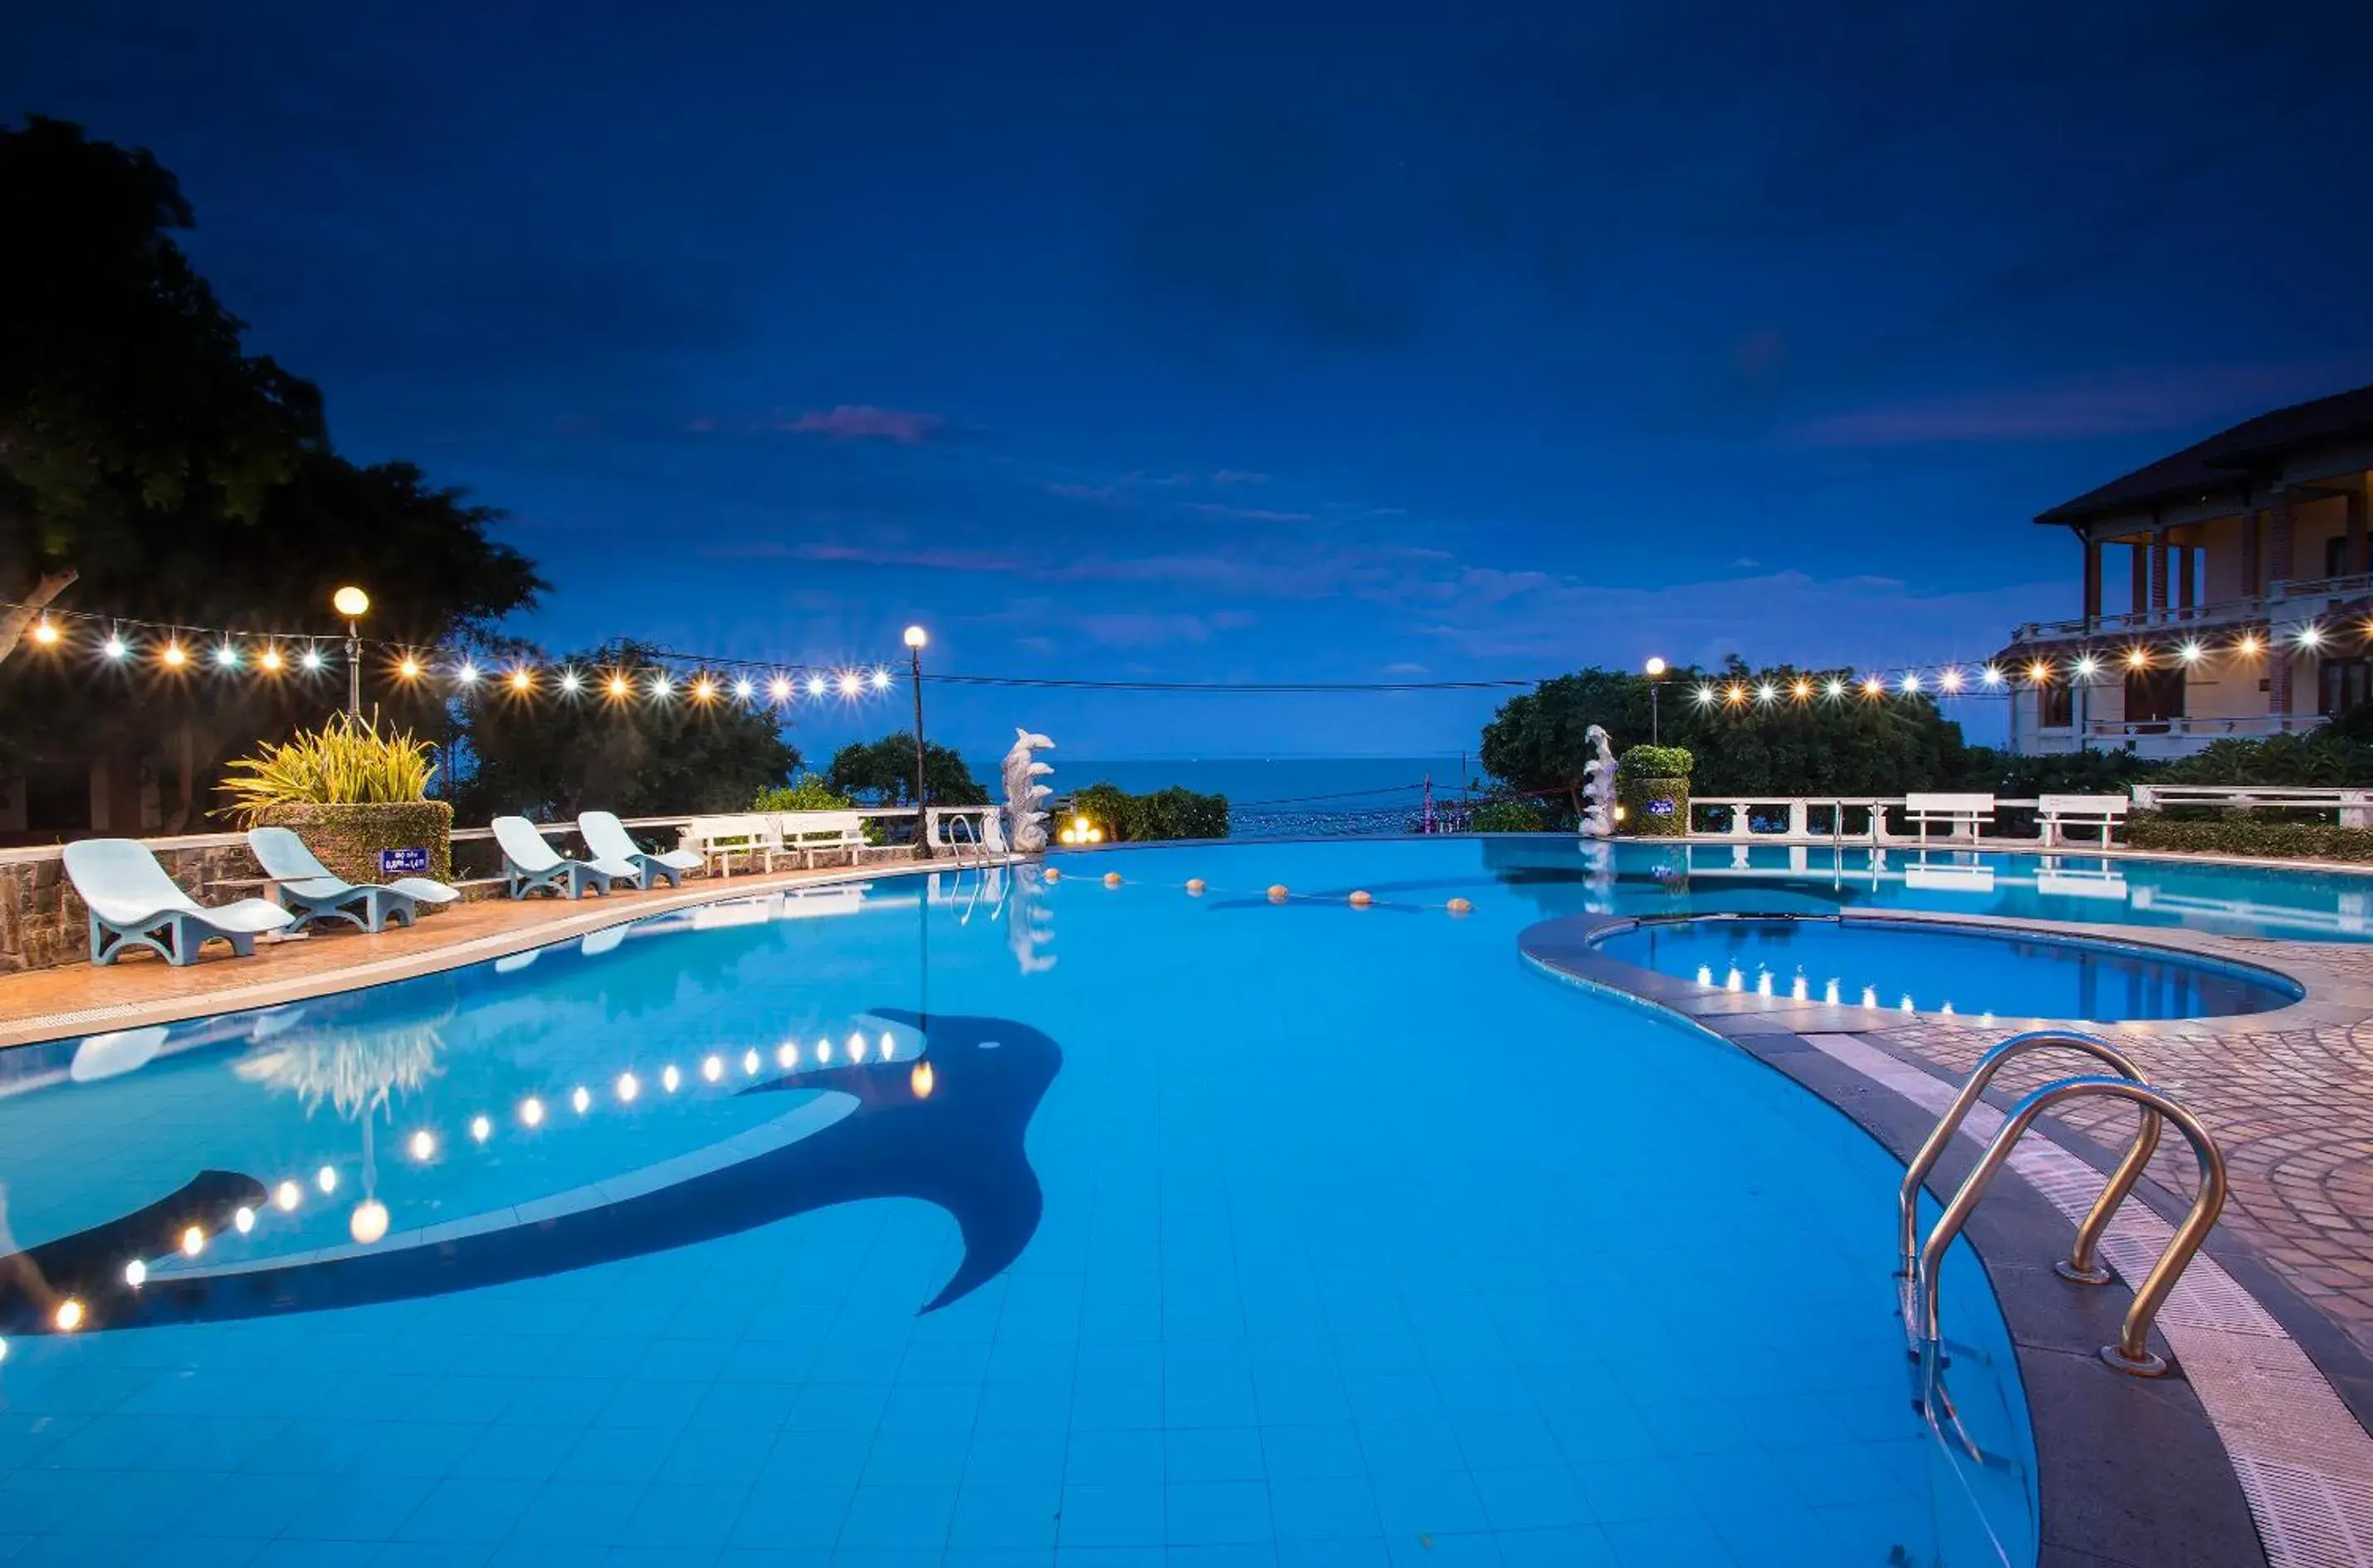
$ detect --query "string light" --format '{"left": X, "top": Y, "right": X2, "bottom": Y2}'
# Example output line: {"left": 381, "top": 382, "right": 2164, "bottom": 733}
{"left": 1754, "top": 681, "right": 1775, "bottom": 703}
{"left": 806, "top": 675, "right": 827, "bottom": 697}
{"left": 1824, "top": 677, "right": 1845, "bottom": 698}
{"left": 735, "top": 678, "right": 754, "bottom": 701}
{"left": 2028, "top": 660, "right": 2052, "bottom": 684}
{"left": 2179, "top": 642, "right": 2202, "bottom": 664}
{"left": 213, "top": 643, "right": 241, "bottom": 668}
{"left": 691, "top": 677, "right": 715, "bottom": 703}
{"left": 2298, "top": 623, "right": 2325, "bottom": 650}
{"left": 837, "top": 672, "right": 863, "bottom": 698}
{"left": 1791, "top": 678, "right": 1811, "bottom": 699}
{"left": 2124, "top": 647, "right": 2149, "bottom": 670}
{"left": 31, "top": 617, "right": 59, "bottom": 646}
{"left": 2237, "top": 633, "right": 2263, "bottom": 656}
{"left": 1980, "top": 665, "right": 2004, "bottom": 687}
{"left": 607, "top": 673, "right": 632, "bottom": 699}
{"left": 1899, "top": 672, "right": 1921, "bottom": 693}
{"left": 456, "top": 662, "right": 480, "bottom": 685}
{"left": 259, "top": 646, "right": 283, "bottom": 672}
{"left": 1938, "top": 667, "right": 1962, "bottom": 693}
{"left": 398, "top": 656, "right": 422, "bottom": 681}
{"left": 509, "top": 669, "right": 534, "bottom": 693}
{"left": 871, "top": 668, "right": 892, "bottom": 691}
{"left": 1695, "top": 684, "right": 1716, "bottom": 706}
{"left": 559, "top": 670, "right": 582, "bottom": 694}
{"left": 103, "top": 633, "right": 129, "bottom": 660}
{"left": 769, "top": 676, "right": 791, "bottom": 701}
{"left": 2073, "top": 655, "right": 2099, "bottom": 678}
{"left": 301, "top": 647, "right": 324, "bottom": 671}
{"left": 1861, "top": 675, "right": 1884, "bottom": 696}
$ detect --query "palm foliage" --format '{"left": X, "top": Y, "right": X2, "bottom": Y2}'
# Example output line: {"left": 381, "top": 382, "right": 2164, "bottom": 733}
{"left": 217, "top": 711, "right": 437, "bottom": 823}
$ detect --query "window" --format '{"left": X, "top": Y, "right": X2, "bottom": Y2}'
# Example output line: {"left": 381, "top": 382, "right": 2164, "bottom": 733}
{"left": 2038, "top": 681, "right": 2073, "bottom": 729}
{"left": 2124, "top": 667, "right": 2185, "bottom": 725}
{"left": 2322, "top": 657, "right": 2373, "bottom": 717}
{"left": 2327, "top": 535, "right": 2356, "bottom": 578}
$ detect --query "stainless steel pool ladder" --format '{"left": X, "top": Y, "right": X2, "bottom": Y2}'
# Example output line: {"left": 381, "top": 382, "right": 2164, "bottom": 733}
{"left": 1900, "top": 1028, "right": 2229, "bottom": 1380}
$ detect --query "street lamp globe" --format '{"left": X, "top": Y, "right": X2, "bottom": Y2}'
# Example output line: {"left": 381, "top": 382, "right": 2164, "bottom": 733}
{"left": 332, "top": 586, "right": 370, "bottom": 618}
{"left": 903, "top": 625, "right": 929, "bottom": 649}
{"left": 1643, "top": 656, "right": 1667, "bottom": 677}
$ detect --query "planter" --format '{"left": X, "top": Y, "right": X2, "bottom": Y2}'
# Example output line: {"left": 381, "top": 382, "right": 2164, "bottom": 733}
{"left": 254, "top": 800, "right": 454, "bottom": 885}
{"left": 1619, "top": 776, "right": 1690, "bottom": 838}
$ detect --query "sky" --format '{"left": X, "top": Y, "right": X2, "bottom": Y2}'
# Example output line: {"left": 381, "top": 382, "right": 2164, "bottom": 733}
{"left": 11, "top": 1, "right": 2373, "bottom": 761}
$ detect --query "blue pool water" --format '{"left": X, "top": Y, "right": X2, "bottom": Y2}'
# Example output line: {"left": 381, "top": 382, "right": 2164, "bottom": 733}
{"left": 0, "top": 840, "right": 2057, "bottom": 1566}
{"left": 1594, "top": 916, "right": 2303, "bottom": 1022}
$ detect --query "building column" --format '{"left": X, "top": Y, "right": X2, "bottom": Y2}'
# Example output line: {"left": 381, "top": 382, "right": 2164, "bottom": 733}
{"left": 2149, "top": 528, "right": 2170, "bottom": 613}
{"left": 2270, "top": 492, "right": 2295, "bottom": 584}
{"left": 2082, "top": 538, "right": 2102, "bottom": 625}
{"left": 2130, "top": 541, "right": 2148, "bottom": 616}
{"left": 2349, "top": 483, "right": 2369, "bottom": 577}
{"left": 2178, "top": 543, "right": 2196, "bottom": 610}
{"left": 2242, "top": 509, "right": 2261, "bottom": 595}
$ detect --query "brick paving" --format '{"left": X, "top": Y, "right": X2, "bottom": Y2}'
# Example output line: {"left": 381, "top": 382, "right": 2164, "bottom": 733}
{"left": 1875, "top": 947, "right": 2373, "bottom": 1360}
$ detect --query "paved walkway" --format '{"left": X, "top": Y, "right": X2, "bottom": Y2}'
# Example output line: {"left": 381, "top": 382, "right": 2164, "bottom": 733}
{"left": 1874, "top": 940, "right": 2373, "bottom": 1366}
{"left": 0, "top": 857, "right": 969, "bottom": 1048}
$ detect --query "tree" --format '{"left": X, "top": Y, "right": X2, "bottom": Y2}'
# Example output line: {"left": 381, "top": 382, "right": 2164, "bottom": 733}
{"left": 825, "top": 734, "right": 989, "bottom": 806}
{"left": 453, "top": 641, "right": 802, "bottom": 820}
{"left": 1479, "top": 661, "right": 1976, "bottom": 804}
{"left": 0, "top": 120, "right": 545, "bottom": 828}
{"left": 2, "top": 116, "right": 325, "bottom": 664}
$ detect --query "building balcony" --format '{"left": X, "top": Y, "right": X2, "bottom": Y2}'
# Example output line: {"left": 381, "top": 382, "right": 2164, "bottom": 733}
{"left": 2010, "top": 572, "right": 2373, "bottom": 647}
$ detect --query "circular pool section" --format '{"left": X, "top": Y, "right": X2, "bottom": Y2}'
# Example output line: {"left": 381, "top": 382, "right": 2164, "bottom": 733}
{"left": 1594, "top": 913, "right": 2304, "bottom": 1021}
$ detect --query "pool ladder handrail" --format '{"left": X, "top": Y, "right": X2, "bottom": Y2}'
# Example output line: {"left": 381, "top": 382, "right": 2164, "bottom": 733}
{"left": 1913, "top": 1070, "right": 2229, "bottom": 1379}
{"left": 1896, "top": 1029, "right": 2161, "bottom": 1287}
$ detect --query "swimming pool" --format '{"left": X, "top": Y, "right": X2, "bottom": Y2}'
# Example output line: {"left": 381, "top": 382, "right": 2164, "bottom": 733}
{"left": 0, "top": 840, "right": 2044, "bottom": 1566}
{"left": 1591, "top": 915, "right": 2304, "bottom": 1022}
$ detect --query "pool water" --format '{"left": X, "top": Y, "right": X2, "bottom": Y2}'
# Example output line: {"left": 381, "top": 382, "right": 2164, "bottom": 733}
{"left": 1594, "top": 916, "right": 2303, "bottom": 1022}
{"left": 0, "top": 841, "right": 2043, "bottom": 1566}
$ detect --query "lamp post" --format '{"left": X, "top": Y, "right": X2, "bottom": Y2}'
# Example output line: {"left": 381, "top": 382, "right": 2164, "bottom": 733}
{"left": 333, "top": 586, "right": 371, "bottom": 718}
{"left": 905, "top": 625, "right": 930, "bottom": 860}
{"left": 1643, "top": 656, "right": 1667, "bottom": 745}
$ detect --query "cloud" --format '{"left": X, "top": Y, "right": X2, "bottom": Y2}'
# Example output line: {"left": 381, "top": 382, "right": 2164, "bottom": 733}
{"left": 786, "top": 404, "right": 947, "bottom": 443}
{"left": 1045, "top": 481, "right": 1121, "bottom": 501}
{"left": 1783, "top": 365, "right": 2351, "bottom": 449}
{"left": 1210, "top": 470, "right": 1270, "bottom": 485}
{"left": 1182, "top": 501, "right": 1316, "bottom": 524}
{"left": 719, "top": 541, "right": 1026, "bottom": 574}
{"left": 1382, "top": 661, "right": 1430, "bottom": 676}
{"left": 1075, "top": 613, "right": 1215, "bottom": 648}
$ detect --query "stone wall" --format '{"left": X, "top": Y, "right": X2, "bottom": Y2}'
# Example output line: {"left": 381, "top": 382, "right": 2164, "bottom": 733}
{"left": 0, "top": 835, "right": 264, "bottom": 974}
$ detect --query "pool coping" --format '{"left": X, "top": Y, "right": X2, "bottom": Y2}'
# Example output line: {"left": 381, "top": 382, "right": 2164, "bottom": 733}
{"left": 1520, "top": 920, "right": 2373, "bottom": 1568}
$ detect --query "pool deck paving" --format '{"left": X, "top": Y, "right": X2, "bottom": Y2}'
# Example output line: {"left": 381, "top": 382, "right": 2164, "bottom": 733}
{"left": 0, "top": 856, "right": 978, "bottom": 1048}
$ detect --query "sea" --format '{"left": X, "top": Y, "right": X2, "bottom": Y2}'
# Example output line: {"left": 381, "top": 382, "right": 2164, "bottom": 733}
{"left": 962, "top": 755, "right": 1482, "bottom": 838}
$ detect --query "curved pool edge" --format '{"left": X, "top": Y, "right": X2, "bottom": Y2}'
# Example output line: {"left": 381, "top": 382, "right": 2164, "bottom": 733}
{"left": 1534, "top": 906, "right": 2315, "bottom": 1031}
{"left": 0, "top": 857, "right": 999, "bottom": 1053}
{"left": 1520, "top": 917, "right": 2346, "bottom": 1567}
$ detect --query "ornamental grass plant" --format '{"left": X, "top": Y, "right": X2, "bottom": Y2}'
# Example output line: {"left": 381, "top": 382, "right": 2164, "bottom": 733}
{"left": 218, "top": 711, "right": 437, "bottom": 825}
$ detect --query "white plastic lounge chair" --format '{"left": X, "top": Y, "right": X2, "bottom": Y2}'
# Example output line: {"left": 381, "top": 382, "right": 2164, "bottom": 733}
{"left": 63, "top": 839, "right": 295, "bottom": 967}
{"left": 578, "top": 811, "right": 701, "bottom": 890}
{"left": 247, "top": 826, "right": 461, "bottom": 933}
{"left": 492, "top": 816, "right": 631, "bottom": 900}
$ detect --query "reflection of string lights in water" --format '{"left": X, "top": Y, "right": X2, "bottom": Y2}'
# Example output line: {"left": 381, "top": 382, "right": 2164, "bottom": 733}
{"left": 52, "top": 1016, "right": 940, "bottom": 1315}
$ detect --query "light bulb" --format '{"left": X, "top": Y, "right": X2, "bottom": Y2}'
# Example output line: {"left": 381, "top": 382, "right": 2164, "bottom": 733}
{"left": 125, "top": 1260, "right": 147, "bottom": 1287}
{"left": 350, "top": 1201, "right": 390, "bottom": 1246}
{"left": 259, "top": 647, "right": 283, "bottom": 672}
{"left": 777, "top": 1043, "right": 797, "bottom": 1068}
{"left": 398, "top": 657, "right": 422, "bottom": 680}
{"left": 769, "top": 677, "right": 791, "bottom": 700}
{"left": 871, "top": 668, "right": 891, "bottom": 691}
{"left": 32, "top": 617, "right": 59, "bottom": 646}
{"left": 274, "top": 1180, "right": 301, "bottom": 1212}
{"left": 214, "top": 643, "right": 240, "bottom": 667}
{"left": 701, "top": 1055, "right": 724, "bottom": 1082}
{"left": 616, "top": 1072, "right": 640, "bottom": 1103}
{"left": 570, "top": 1086, "right": 591, "bottom": 1114}
{"left": 608, "top": 675, "right": 630, "bottom": 698}
{"left": 837, "top": 672, "right": 862, "bottom": 698}
{"left": 560, "top": 671, "right": 582, "bottom": 693}
{"left": 103, "top": 635, "right": 128, "bottom": 659}
{"left": 471, "top": 1115, "right": 491, "bottom": 1143}
{"left": 510, "top": 669, "right": 533, "bottom": 692}
{"left": 181, "top": 1226, "right": 205, "bottom": 1257}
{"left": 741, "top": 1048, "right": 759, "bottom": 1076}
{"left": 408, "top": 1130, "right": 436, "bottom": 1161}
{"left": 457, "top": 663, "right": 480, "bottom": 684}
{"left": 735, "top": 678, "right": 754, "bottom": 700}
{"left": 316, "top": 1165, "right": 339, "bottom": 1194}
{"left": 301, "top": 647, "right": 323, "bottom": 671}
{"left": 234, "top": 1205, "right": 256, "bottom": 1234}
{"left": 161, "top": 642, "right": 187, "bottom": 667}
{"left": 662, "top": 1065, "right": 681, "bottom": 1092}
{"left": 55, "top": 1299, "right": 85, "bottom": 1332}
{"left": 520, "top": 1097, "right": 546, "bottom": 1127}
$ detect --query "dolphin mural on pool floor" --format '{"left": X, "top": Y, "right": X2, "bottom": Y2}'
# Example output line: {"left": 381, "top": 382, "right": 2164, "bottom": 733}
{"left": 0, "top": 1008, "right": 1060, "bottom": 1335}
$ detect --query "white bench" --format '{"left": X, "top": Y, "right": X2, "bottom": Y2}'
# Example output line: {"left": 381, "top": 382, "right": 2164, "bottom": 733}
{"left": 1902, "top": 792, "right": 1995, "bottom": 845}
{"left": 679, "top": 813, "right": 781, "bottom": 877}
{"left": 2038, "top": 794, "right": 2129, "bottom": 848}
{"left": 778, "top": 810, "right": 904, "bottom": 868}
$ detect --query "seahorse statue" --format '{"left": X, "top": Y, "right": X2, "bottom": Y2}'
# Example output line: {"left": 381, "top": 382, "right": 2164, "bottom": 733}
{"left": 1578, "top": 724, "right": 1619, "bottom": 838}
{"left": 1001, "top": 729, "right": 1055, "bottom": 854}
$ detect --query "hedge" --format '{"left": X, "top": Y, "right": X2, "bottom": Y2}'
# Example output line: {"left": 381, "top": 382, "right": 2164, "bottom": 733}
{"left": 1618, "top": 744, "right": 1694, "bottom": 782}
{"left": 2126, "top": 810, "right": 2373, "bottom": 862}
{"left": 1470, "top": 800, "right": 1548, "bottom": 832}
{"left": 255, "top": 800, "right": 455, "bottom": 884}
{"left": 1069, "top": 783, "right": 1230, "bottom": 842}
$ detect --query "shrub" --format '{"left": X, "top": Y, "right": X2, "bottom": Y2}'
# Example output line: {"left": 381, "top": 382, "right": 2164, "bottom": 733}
{"left": 753, "top": 774, "right": 855, "bottom": 813}
{"left": 1618, "top": 744, "right": 1693, "bottom": 780}
{"left": 1470, "top": 799, "right": 1547, "bottom": 832}
{"left": 1067, "top": 782, "right": 1229, "bottom": 842}
{"left": 2126, "top": 811, "right": 2373, "bottom": 862}
{"left": 218, "top": 711, "right": 437, "bottom": 824}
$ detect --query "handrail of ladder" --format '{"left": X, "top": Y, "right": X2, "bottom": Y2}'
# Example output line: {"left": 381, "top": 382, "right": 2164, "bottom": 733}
{"left": 1896, "top": 1029, "right": 2160, "bottom": 1287}
{"left": 1916, "top": 1076, "right": 2228, "bottom": 1377}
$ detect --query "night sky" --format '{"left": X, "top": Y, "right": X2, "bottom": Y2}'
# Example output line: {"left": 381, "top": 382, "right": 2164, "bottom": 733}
{"left": 11, "top": 2, "right": 2373, "bottom": 760}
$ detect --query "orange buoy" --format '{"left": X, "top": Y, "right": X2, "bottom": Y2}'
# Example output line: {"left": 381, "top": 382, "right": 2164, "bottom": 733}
{"left": 1185, "top": 878, "right": 1207, "bottom": 895}
{"left": 1267, "top": 884, "right": 1290, "bottom": 902}
{"left": 1446, "top": 897, "right": 1472, "bottom": 915}
{"left": 1348, "top": 890, "right": 1374, "bottom": 907}
{"left": 1044, "top": 867, "right": 1062, "bottom": 883}
{"left": 1103, "top": 871, "right": 1123, "bottom": 887}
